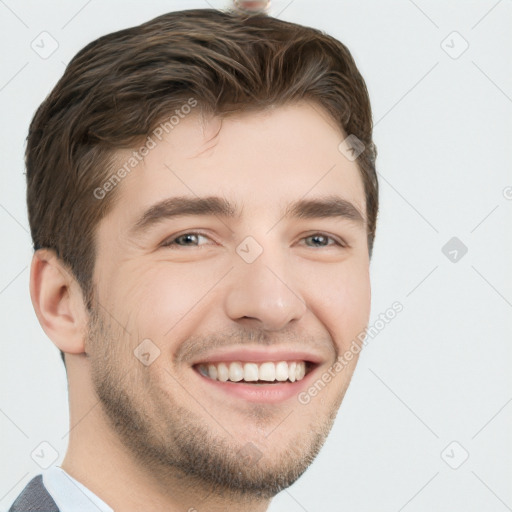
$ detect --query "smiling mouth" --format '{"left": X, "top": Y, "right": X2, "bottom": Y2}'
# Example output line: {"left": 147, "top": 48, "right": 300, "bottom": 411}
{"left": 193, "top": 360, "right": 317, "bottom": 384}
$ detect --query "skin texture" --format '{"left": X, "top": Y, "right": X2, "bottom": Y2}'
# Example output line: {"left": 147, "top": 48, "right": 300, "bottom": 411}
{"left": 30, "top": 100, "right": 371, "bottom": 512}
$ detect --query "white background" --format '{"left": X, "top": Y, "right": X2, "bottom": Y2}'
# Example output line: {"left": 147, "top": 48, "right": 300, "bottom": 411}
{"left": 1, "top": 1, "right": 511, "bottom": 510}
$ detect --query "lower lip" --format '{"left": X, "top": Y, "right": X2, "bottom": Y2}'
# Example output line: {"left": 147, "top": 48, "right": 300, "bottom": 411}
{"left": 193, "top": 366, "right": 318, "bottom": 403}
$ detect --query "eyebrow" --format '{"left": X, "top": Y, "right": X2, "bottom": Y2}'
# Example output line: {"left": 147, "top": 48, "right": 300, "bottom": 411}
{"left": 129, "top": 194, "right": 366, "bottom": 236}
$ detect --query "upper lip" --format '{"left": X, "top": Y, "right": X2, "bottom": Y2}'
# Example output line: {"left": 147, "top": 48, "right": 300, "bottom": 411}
{"left": 190, "top": 347, "right": 326, "bottom": 366}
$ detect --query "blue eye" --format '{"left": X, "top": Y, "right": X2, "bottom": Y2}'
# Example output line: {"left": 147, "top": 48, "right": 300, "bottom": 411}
{"left": 162, "top": 232, "right": 209, "bottom": 247}
{"left": 162, "top": 231, "right": 345, "bottom": 249}
{"left": 302, "top": 233, "right": 344, "bottom": 248}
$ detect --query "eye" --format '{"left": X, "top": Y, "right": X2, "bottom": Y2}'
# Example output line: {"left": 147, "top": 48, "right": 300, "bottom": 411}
{"left": 161, "top": 232, "right": 212, "bottom": 248}
{"left": 161, "top": 231, "right": 346, "bottom": 249}
{"left": 301, "top": 233, "right": 345, "bottom": 248}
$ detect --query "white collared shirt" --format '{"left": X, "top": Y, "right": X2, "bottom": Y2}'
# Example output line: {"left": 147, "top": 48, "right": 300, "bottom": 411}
{"left": 42, "top": 466, "right": 113, "bottom": 512}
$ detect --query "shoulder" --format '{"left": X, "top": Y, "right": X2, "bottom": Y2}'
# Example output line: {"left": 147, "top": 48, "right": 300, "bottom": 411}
{"left": 8, "top": 474, "right": 59, "bottom": 512}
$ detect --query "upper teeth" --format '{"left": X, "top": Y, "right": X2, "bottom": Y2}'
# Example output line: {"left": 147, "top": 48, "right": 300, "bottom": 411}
{"left": 197, "top": 361, "right": 307, "bottom": 383}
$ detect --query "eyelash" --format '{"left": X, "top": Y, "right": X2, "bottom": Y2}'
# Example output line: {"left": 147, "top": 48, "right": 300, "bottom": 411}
{"left": 161, "top": 232, "right": 346, "bottom": 249}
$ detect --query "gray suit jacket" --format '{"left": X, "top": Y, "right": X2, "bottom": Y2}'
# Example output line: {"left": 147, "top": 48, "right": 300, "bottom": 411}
{"left": 8, "top": 475, "right": 59, "bottom": 512}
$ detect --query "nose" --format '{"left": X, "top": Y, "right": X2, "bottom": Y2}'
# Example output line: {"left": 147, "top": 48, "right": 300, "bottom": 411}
{"left": 224, "top": 246, "right": 308, "bottom": 332}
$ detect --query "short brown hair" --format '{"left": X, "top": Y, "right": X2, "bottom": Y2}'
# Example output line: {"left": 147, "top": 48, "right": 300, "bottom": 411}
{"left": 26, "top": 8, "right": 378, "bottom": 365}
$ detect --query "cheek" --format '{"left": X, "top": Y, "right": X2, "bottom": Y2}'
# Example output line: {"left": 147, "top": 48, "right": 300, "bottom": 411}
{"left": 302, "top": 260, "right": 371, "bottom": 351}
{"left": 120, "top": 261, "right": 227, "bottom": 339}
{"left": 104, "top": 251, "right": 370, "bottom": 356}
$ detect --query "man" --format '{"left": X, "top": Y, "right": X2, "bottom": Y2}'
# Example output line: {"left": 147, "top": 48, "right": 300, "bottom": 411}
{"left": 9, "top": 6, "right": 378, "bottom": 512}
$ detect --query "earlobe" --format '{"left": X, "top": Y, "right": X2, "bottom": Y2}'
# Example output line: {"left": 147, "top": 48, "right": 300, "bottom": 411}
{"left": 29, "top": 249, "right": 88, "bottom": 355}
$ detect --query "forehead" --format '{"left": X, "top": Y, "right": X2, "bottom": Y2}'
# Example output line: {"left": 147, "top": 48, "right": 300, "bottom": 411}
{"left": 106, "top": 101, "right": 366, "bottom": 228}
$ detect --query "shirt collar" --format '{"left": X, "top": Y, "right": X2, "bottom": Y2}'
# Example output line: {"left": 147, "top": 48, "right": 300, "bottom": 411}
{"left": 42, "top": 465, "right": 113, "bottom": 512}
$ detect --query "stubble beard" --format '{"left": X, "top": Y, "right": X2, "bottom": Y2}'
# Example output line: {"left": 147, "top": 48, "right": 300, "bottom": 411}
{"left": 86, "top": 306, "right": 346, "bottom": 502}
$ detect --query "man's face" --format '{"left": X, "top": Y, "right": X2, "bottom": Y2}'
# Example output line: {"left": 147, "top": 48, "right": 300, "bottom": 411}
{"left": 88, "top": 101, "right": 371, "bottom": 498}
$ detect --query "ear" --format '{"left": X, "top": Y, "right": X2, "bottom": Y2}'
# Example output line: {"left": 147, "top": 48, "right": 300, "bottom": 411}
{"left": 29, "top": 249, "right": 89, "bottom": 355}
